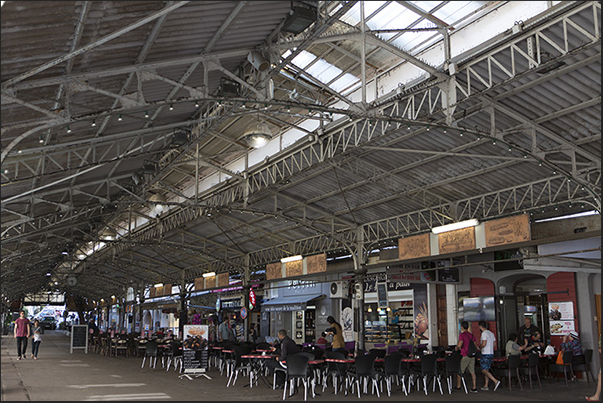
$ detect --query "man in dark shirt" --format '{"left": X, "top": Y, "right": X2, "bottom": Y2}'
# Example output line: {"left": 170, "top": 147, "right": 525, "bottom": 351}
{"left": 517, "top": 317, "right": 541, "bottom": 346}
{"left": 266, "top": 329, "right": 300, "bottom": 387}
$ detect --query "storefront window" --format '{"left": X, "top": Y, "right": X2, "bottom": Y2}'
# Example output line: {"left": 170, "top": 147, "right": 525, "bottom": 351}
{"left": 364, "top": 300, "right": 414, "bottom": 343}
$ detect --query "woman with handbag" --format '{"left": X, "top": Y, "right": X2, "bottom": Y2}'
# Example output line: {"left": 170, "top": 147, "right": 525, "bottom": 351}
{"left": 31, "top": 319, "right": 43, "bottom": 360}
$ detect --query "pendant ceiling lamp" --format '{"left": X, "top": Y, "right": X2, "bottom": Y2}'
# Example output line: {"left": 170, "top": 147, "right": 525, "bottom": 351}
{"left": 243, "top": 118, "right": 272, "bottom": 148}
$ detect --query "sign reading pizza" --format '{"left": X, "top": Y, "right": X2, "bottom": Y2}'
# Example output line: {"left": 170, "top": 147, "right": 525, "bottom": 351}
{"left": 249, "top": 289, "right": 256, "bottom": 309}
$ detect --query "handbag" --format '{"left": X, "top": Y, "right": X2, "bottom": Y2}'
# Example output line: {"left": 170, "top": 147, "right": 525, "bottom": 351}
{"left": 555, "top": 351, "right": 564, "bottom": 365}
{"left": 34, "top": 333, "right": 42, "bottom": 342}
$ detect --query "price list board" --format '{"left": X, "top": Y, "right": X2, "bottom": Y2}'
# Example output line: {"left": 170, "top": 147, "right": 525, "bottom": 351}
{"left": 70, "top": 325, "right": 89, "bottom": 354}
{"left": 181, "top": 324, "right": 209, "bottom": 376}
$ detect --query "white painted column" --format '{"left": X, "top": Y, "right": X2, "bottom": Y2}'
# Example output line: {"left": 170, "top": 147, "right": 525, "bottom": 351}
{"left": 446, "top": 284, "right": 459, "bottom": 346}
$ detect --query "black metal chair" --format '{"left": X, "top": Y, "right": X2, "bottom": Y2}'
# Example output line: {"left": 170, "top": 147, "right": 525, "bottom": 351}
{"left": 377, "top": 352, "right": 405, "bottom": 396}
{"left": 282, "top": 354, "right": 314, "bottom": 401}
{"left": 417, "top": 353, "right": 443, "bottom": 395}
{"left": 141, "top": 340, "right": 160, "bottom": 369}
{"left": 444, "top": 352, "right": 467, "bottom": 394}
{"left": 227, "top": 345, "right": 253, "bottom": 387}
{"left": 519, "top": 352, "right": 542, "bottom": 389}
{"left": 499, "top": 354, "right": 523, "bottom": 391}
{"left": 368, "top": 348, "right": 386, "bottom": 359}
{"left": 548, "top": 350, "right": 575, "bottom": 386}
{"left": 572, "top": 349, "right": 594, "bottom": 383}
{"left": 164, "top": 341, "right": 183, "bottom": 372}
{"left": 345, "top": 354, "right": 380, "bottom": 398}
{"left": 322, "top": 350, "right": 347, "bottom": 394}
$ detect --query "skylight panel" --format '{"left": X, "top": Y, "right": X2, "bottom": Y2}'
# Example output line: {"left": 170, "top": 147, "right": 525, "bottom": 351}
{"left": 433, "top": 1, "right": 487, "bottom": 25}
{"left": 366, "top": 2, "right": 409, "bottom": 30}
{"left": 330, "top": 73, "right": 359, "bottom": 92}
{"left": 290, "top": 50, "right": 315, "bottom": 69}
{"left": 340, "top": 2, "right": 360, "bottom": 25}
{"left": 306, "top": 58, "right": 340, "bottom": 83}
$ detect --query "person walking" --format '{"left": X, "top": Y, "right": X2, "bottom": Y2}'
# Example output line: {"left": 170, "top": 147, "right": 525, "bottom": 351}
{"left": 31, "top": 319, "right": 43, "bottom": 359}
{"left": 455, "top": 321, "right": 478, "bottom": 392}
{"left": 478, "top": 320, "right": 501, "bottom": 391}
{"left": 14, "top": 310, "right": 31, "bottom": 360}
{"left": 325, "top": 315, "right": 346, "bottom": 353}
{"left": 586, "top": 334, "right": 601, "bottom": 401}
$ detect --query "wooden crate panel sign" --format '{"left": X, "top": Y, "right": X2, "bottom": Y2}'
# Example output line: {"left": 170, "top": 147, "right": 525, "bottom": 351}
{"left": 194, "top": 277, "right": 204, "bottom": 291}
{"left": 438, "top": 227, "right": 475, "bottom": 254}
{"left": 485, "top": 213, "right": 530, "bottom": 247}
{"left": 149, "top": 287, "right": 156, "bottom": 298}
{"left": 285, "top": 259, "right": 303, "bottom": 277}
{"left": 204, "top": 275, "right": 216, "bottom": 289}
{"left": 266, "top": 262, "right": 282, "bottom": 280}
{"left": 164, "top": 284, "right": 172, "bottom": 295}
{"left": 398, "top": 233, "right": 431, "bottom": 260}
{"left": 307, "top": 253, "right": 327, "bottom": 274}
{"left": 217, "top": 272, "right": 229, "bottom": 288}
{"left": 155, "top": 286, "right": 164, "bottom": 296}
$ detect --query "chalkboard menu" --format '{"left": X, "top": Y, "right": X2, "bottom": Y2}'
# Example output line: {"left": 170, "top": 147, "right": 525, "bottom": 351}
{"left": 70, "top": 325, "right": 88, "bottom": 354}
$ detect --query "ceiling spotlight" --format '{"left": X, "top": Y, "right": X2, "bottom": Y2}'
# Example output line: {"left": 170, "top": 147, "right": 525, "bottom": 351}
{"left": 194, "top": 101, "right": 199, "bottom": 108}
{"left": 169, "top": 104, "right": 174, "bottom": 111}
{"left": 117, "top": 115, "right": 122, "bottom": 121}
{"left": 144, "top": 111, "right": 149, "bottom": 118}
{"left": 3, "top": 169, "right": 8, "bottom": 174}
{"left": 66, "top": 126, "right": 71, "bottom": 133}
{"left": 91, "top": 120, "right": 96, "bottom": 127}
{"left": 39, "top": 136, "right": 44, "bottom": 143}
{"left": 243, "top": 119, "right": 272, "bottom": 148}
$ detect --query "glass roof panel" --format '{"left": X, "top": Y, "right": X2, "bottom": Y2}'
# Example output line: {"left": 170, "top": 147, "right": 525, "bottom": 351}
{"left": 330, "top": 73, "right": 359, "bottom": 92}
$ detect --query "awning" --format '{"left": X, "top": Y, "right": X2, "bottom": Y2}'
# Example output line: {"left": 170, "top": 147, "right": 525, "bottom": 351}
{"left": 261, "top": 294, "right": 324, "bottom": 312}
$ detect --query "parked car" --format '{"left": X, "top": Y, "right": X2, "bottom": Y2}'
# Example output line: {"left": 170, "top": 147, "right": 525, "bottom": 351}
{"left": 41, "top": 316, "right": 57, "bottom": 330}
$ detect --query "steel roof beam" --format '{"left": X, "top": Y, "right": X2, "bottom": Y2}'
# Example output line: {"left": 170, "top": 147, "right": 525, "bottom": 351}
{"left": 1, "top": 1, "right": 191, "bottom": 88}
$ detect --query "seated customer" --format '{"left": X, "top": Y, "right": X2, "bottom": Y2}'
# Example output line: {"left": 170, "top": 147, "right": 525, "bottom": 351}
{"left": 528, "top": 330, "right": 545, "bottom": 354}
{"left": 561, "top": 331, "right": 584, "bottom": 365}
{"left": 506, "top": 333, "right": 527, "bottom": 356}
{"left": 265, "top": 329, "right": 300, "bottom": 388}
{"left": 316, "top": 332, "right": 329, "bottom": 346}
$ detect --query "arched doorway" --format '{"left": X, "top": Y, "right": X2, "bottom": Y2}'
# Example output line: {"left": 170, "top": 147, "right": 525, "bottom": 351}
{"left": 497, "top": 274, "right": 548, "bottom": 348}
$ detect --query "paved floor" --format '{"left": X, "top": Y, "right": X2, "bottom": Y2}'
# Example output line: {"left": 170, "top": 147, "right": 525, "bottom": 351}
{"left": 1, "top": 331, "right": 595, "bottom": 401}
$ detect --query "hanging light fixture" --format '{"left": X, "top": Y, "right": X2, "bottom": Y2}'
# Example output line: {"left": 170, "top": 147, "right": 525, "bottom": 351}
{"left": 243, "top": 117, "right": 272, "bottom": 148}
{"left": 100, "top": 227, "right": 117, "bottom": 241}
{"left": 149, "top": 193, "right": 166, "bottom": 215}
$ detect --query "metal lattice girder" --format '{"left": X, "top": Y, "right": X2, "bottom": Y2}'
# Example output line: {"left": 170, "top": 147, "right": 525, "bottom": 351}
{"left": 362, "top": 171, "right": 600, "bottom": 242}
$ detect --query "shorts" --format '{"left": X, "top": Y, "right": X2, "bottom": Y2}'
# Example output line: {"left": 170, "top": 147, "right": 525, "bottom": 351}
{"left": 460, "top": 356, "right": 475, "bottom": 374}
{"left": 480, "top": 354, "right": 493, "bottom": 370}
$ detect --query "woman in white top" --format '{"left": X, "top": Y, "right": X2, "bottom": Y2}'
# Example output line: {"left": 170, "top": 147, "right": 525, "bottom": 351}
{"left": 31, "top": 319, "right": 42, "bottom": 359}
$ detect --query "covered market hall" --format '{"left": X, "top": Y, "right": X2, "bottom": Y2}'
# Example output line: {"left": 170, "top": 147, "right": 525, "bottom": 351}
{"left": 1, "top": 1, "right": 600, "bottom": 401}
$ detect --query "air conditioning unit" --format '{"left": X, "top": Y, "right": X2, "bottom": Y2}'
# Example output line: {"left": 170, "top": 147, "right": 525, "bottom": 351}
{"left": 329, "top": 281, "right": 346, "bottom": 299}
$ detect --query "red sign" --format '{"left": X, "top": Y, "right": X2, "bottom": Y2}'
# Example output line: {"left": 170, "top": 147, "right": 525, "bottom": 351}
{"left": 249, "top": 289, "right": 256, "bottom": 309}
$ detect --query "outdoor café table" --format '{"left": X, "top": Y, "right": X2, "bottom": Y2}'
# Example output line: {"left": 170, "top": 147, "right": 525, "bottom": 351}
{"left": 241, "top": 353, "right": 279, "bottom": 388}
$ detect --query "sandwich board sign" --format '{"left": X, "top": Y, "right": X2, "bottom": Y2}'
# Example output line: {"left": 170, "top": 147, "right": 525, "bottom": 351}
{"left": 179, "top": 324, "right": 210, "bottom": 380}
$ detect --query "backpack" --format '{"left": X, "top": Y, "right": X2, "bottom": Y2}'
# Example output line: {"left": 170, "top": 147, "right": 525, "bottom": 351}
{"left": 467, "top": 338, "right": 478, "bottom": 357}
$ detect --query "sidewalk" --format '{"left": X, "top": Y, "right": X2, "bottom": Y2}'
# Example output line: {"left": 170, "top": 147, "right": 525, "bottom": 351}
{"left": 1, "top": 331, "right": 593, "bottom": 401}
